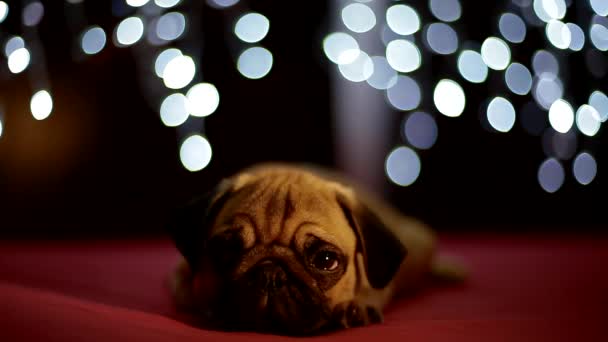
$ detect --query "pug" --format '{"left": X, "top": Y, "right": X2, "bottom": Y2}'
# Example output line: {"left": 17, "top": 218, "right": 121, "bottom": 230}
{"left": 167, "top": 163, "right": 464, "bottom": 335}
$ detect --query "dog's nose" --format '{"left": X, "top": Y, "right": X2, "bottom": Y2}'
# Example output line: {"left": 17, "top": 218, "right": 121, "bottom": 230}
{"left": 252, "top": 259, "right": 287, "bottom": 291}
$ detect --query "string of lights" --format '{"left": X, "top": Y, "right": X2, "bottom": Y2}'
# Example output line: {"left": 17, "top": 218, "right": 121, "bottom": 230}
{"left": 323, "top": 0, "right": 606, "bottom": 193}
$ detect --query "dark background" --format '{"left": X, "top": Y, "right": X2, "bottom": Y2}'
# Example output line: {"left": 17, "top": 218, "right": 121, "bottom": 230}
{"left": 0, "top": 0, "right": 605, "bottom": 238}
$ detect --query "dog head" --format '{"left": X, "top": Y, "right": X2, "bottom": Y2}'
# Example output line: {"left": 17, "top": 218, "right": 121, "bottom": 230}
{"left": 168, "top": 164, "right": 407, "bottom": 334}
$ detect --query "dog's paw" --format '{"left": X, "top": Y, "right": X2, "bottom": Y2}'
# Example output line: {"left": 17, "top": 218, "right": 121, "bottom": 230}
{"left": 332, "top": 301, "right": 383, "bottom": 329}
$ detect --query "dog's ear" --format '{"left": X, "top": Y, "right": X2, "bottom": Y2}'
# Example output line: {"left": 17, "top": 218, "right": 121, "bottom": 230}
{"left": 337, "top": 193, "right": 407, "bottom": 289}
{"left": 166, "top": 179, "right": 234, "bottom": 269}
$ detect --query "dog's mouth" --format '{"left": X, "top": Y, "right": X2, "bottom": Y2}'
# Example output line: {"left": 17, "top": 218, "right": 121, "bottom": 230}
{"left": 209, "top": 260, "right": 333, "bottom": 335}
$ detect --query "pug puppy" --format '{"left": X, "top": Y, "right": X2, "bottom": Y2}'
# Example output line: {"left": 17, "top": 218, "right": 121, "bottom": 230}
{"left": 167, "top": 163, "right": 464, "bottom": 335}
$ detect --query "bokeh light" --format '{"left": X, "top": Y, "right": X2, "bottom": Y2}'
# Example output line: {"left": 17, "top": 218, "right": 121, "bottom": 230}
{"left": 237, "top": 47, "right": 273, "bottom": 79}
{"left": 126, "top": 0, "right": 150, "bottom": 7}
{"left": 589, "top": 90, "right": 608, "bottom": 122}
{"left": 180, "top": 135, "right": 212, "bottom": 172}
{"left": 537, "top": 158, "right": 565, "bottom": 193}
{"left": 160, "top": 93, "right": 189, "bottom": 127}
{"left": 155, "top": 48, "right": 182, "bottom": 78}
{"left": 589, "top": 24, "right": 608, "bottom": 51}
{"left": 30, "top": 90, "right": 53, "bottom": 120}
{"left": 545, "top": 20, "right": 571, "bottom": 49}
{"left": 424, "top": 23, "right": 458, "bottom": 55}
{"left": 566, "top": 23, "right": 585, "bottom": 51}
{"left": 156, "top": 12, "right": 186, "bottom": 41}
{"left": 386, "top": 4, "right": 420, "bottom": 35}
{"left": 116, "top": 16, "right": 144, "bottom": 46}
{"left": 23, "top": 1, "right": 44, "bottom": 27}
{"left": 533, "top": 0, "right": 566, "bottom": 22}
{"left": 505, "top": 62, "right": 533, "bottom": 95}
{"left": 572, "top": 152, "right": 597, "bottom": 185}
{"left": 575, "top": 105, "right": 601, "bottom": 137}
{"left": 207, "top": 0, "right": 239, "bottom": 9}
{"left": 481, "top": 37, "right": 511, "bottom": 70}
{"left": 499, "top": 13, "right": 527, "bottom": 43}
{"left": 385, "top": 146, "right": 421, "bottom": 187}
{"left": 533, "top": 75, "right": 563, "bottom": 110}
{"left": 7, "top": 48, "right": 30, "bottom": 74}
{"left": 457, "top": 50, "right": 488, "bottom": 83}
{"left": 532, "top": 49, "right": 559, "bottom": 77}
{"left": 548, "top": 99, "right": 574, "bottom": 133}
{"left": 590, "top": 0, "right": 608, "bottom": 16}
{"left": 341, "top": 3, "right": 376, "bottom": 33}
{"left": 387, "top": 75, "right": 421, "bottom": 111}
{"left": 0, "top": 117, "right": 3, "bottom": 138}
{"left": 234, "top": 13, "right": 270, "bottom": 43}
{"left": 366, "top": 56, "right": 398, "bottom": 90}
{"left": 339, "top": 50, "right": 373, "bottom": 82}
{"left": 487, "top": 97, "right": 516, "bottom": 132}
{"left": 323, "top": 32, "right": 360, "bottom": 65}
{"left": 4, "top": 36, "right": 24, "bottom": 57}
{"left": 434, "top": 79, "right": 465, "bottom": 117}
{"left": 155, "top": 0, "right": 181, "bottom": 8}
{"left": 162, "top": 55, "right": 196, "bottom": 89}
{"left": 186, "top": 83, "right": 220, "bottom": 117}
{"left": 0, "top": 2, "right": 8, "bottom": 24}
{"left": 403, "top": 112, "right": 438, "bottom": 149}
{"left": 81, "top": 26, "right": 107, "bottom": 55}
{"left": 429, "top": 0, "right": 461, "bottom": 23}
{"left": 386, "top": 39, "right": 421, "bottom": 72}
{"left": 545, "top": 129, "right": 577, "bottom": 160}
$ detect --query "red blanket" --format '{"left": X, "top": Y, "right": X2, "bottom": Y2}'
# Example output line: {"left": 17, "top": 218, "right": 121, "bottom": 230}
{"left": 1, "top": 234, "right": 606, "bottom": 341}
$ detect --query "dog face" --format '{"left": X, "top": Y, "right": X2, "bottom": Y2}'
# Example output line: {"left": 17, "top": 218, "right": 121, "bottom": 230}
{"left": 168, "top": 165, "right": 407, "bottom": 335}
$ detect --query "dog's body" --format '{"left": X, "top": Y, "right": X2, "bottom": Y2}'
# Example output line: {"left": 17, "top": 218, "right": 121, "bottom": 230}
{"left": 168, "top": 163, "right": 462, "bottom": 335}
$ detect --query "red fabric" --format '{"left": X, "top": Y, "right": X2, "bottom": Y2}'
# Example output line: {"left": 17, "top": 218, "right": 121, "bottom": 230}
{"left": 0, "top": 234, "right": 606, "bottom": 341}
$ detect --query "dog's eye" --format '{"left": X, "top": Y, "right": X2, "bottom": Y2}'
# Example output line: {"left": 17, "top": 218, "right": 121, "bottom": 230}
{"left": 312, "top": 250, "right": 339, "bottom": 271}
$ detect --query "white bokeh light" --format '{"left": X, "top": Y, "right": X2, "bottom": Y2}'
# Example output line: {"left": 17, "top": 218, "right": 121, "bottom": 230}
{"left": 155, "top": 0, "right": 181, "bottom": 8}
{"left": 235, "top": 13, "right": 270, "bottom": 43}
{"left": 434, "top": 79, "right": 466, "bottom": 117}
{"left": 457, "top": 50, "right": 488, "bottom": 83}
{"left": 575, "top": 105, "right": 601, "bottom": 137}
{"left": 538, "top": 158, "right": 564, "bottom": 193}
{"left": 156, "top": 12, "right": 186, "bottom": 41}
{"left": 532, "top": 50, "right": 559, "bottom": 77}
{"left": 4, "top": 36, "right": 24, "bottom": 57}
{"left": 126, "top": 0, "right": 150, "bottom": 7}
{"left": 160, "top": 93, "right": 189, "bottom": 127}
{"left": 180, "top": 135, "right": 212, "bottom": 172}
{"left": 186, "top": 83, "right": 220, "bottom": 117}
{"left": 386, "top": 5, "right": 420, "bottom": 35}
{"left": 546, "top": 20, "right": 571, "bottom": 49}
{"left": 155, "top": 48, "right": 182, "bottom": 78}
{"left": 487, "top": 97, "right": 516, "bottom": 133}
{"left": 505, "top": 63, "right": 533, "bottom": 95}
{"left": 339, "top": 50, "right": 374, "bottom": 82}
{"left": 566, "top": 23, "right": 585, "bottom": 51}
{"left": 572, "top": 152, "right": 597, "bottom": 185}
{"left": 499, "top": 13, "right": 526, "bottom": 43}
{"left": 429, "top": 0, "right": 461, "bottom": 22}
{"left": 81, "top": 26, "right": 107, "bottom": 55}
{"left": 0, "top": 1, "right": 8, "bottom": 23}
{"left": 23, "top": 1, "right": 44, "bottom": 27}
{"left": 163, "top": 55, "right": 196, "bottom": 89}
{"left": 7, "top": 47, "right": 30, "bottom": 74}
{"left": 403, "top": 112, "right": 438, "bottom": 150}
{"left": 0, "top": 118, "right": 3, "bottom": 138}
{"left": 424, "top": 23, "right": 458, "bottom": 55}
{"left": 533, "top": 75, "right": 563, "bottom": 110}
{"left": 323, "top": 32, "right": 360, "bottom": 65}
{"left": 385, "top": 146, "right": 421, "bottom": 187}
{"left": 590, "top": 24, "right": 608, "bottom": 51}
{"left": 237, "top": 47, "right": 273, "bottom": 79}
{"left": 341, "top": 3, "right": 376, "bottom": 33}
{"left": 30, "top": 90, "right": 53, "bottom": 120}
{"left": 387, "top": 76, "right": 421, "bottom": 111}
{"left": 533, "top": 0, "right": 566, "bottom": 22}
{"left": 366, "top": 56, "right": 398, "bottom": 90}
{"left": 590, "top": 0, "right": 608, "bottom": 16}
{"left": 116, "top": 17, "right": 144, "bottom": 46}
{"left": 548, "top": 99, "right": 574, "bottom": 133}
{"left": 386, "top": 39, "right": 421, "bottom": 73}
{"left": 589, "top": 90, "right": 608, "bottom": 122}
{"left": 481, "top": 37, "right": 511, "bottom": 70}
